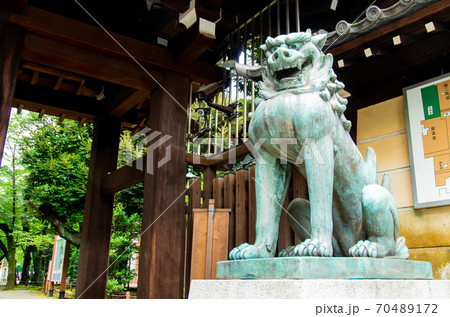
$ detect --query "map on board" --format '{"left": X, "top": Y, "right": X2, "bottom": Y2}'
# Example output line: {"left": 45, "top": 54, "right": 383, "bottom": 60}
{"left": 420, "top": 79, "right": 450, "bottom": 188}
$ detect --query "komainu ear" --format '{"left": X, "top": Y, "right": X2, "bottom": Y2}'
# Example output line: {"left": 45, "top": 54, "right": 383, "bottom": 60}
{"left": 260, "top": 44, "right": 267, "bottom": 51}
{"left": 311, "top": 33, "right": 327, "bottom": 50}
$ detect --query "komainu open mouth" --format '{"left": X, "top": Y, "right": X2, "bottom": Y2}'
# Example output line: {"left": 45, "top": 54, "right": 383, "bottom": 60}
{"left": 274, "top": 67, "right": 301, "bottom": 82}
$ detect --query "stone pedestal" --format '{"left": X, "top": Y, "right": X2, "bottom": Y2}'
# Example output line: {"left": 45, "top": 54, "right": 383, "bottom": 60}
{"left": 188, "top": 279, "right": 450, "bottom": 299}
{"left": 188, "top": 257, "right": 443, "bottom": 299}
{"left": 216, "top": 257, "right": 433, "bottom": 280}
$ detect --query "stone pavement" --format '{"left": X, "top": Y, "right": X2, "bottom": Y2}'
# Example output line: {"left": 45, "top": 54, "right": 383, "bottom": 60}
{"left": 0, "top": 286, "right": 54, "bottom": 299}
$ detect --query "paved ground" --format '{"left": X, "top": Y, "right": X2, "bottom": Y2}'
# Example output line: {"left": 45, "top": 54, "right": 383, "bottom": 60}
{"left": 0, "top": 286, "right": 53, "bottom": 299}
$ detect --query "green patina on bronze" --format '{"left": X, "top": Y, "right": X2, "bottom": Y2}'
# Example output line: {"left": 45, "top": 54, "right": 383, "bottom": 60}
{"left": 229, "top": 30, "right": 409, "bottom": 260}
{"left": 217, "top": 257, "right": 432, "bottom": 280}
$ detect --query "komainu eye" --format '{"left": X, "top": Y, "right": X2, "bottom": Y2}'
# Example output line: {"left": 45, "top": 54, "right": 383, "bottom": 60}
{"left": 289, "top": 43, "right": 301, "bottom": 50}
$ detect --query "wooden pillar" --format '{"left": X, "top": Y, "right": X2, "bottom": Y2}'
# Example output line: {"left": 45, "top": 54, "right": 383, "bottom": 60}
{"left": 202, "top": 166, "right": 216, "bottom": 207}
{"left": 224, "top": 173, "right": 236, "bottom": 253}
{"left": 137, "top": 71, "right": 189, "bottom": 299}
{"left": 184, "top": 177, "right": 201, "bottom": 298}
{"left": 75, "top": 116, "right": 121, "bottom": 299}
{"left": 0, "top": 23, "right": 24, "bottom": 167}
{"left": 235, "top": 168, "right": 248, "bottom": 247}
{"left": 59, "top": 241, "right": 71, "bottom": 299}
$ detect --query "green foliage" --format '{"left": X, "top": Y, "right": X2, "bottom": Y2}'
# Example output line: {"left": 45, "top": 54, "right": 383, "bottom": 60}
{"left": 106, "top": 131, "right": 143, "bottom": 293}
{"left": 67, "top": 245, "right": 79, "bottom": 282}
{"left": 106, "top": 278, "right": 123, "bottom": 296}
{"left": 107, "top": 203, "right": 141, "bottom": 292}
{"left": 17, "top": 114, "right": 92, "bottom": 231}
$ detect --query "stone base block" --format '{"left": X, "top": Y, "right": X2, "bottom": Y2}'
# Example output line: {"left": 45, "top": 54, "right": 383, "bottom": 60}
{"left": 216, "top": 257, "right": 433, "bottom": 280}
{"left": 188, "top": 279, "right": 450, "bottom": 299}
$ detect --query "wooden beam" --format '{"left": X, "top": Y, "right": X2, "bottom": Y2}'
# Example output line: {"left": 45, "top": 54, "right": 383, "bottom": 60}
{"left": 13, "top": 81, "right": 103, "bottom": 119}
{"left": 207, "top": 141, "right": 252, "bottom": 166}
{"left": 174, "top": 20, "right": 216, "bottom": 64}
{"left": 0, "top": 23, "right": 24, "bottom": 167}
{"left": 161, "top": 0, "right": 191, "bottom": 13}
{"left": 329, "top": 1, "right": 450, "bottom": 58}
{"left": 75, "top": 116, "right": 121, "bottom": 299}
{"left": 109, "top": 89, "right": 149, "bottom": 118}
{"left": 30, "top": 70, "right": 39, "bottom": 85}
{"left": 23, "top": 62, "right": 83, "bottom": 82}
{"left": 0, "top": 0, "right": 27, "bottom": 13}
{"left": 101, "top": 156, "right": 146, "bottom": 196}
{"left": 137, "top": 71, "right": 189, "bottom": 299}
{"left": 22, "top": 34, "right": 159, "bottom": 92}
{"left": 202, "top": 166, "right": 216, "bottom": 207}
{"left": 2, "top": 6, "right": 221, "bottom": 84}
{"left": 337, "top": 30, "right": 450, "bottom": 91}
{"left": 53, "top": 76, "right": 63, "bottom": 90}
{"left": 102, "top": 143, "right": 251, "bottom": 196}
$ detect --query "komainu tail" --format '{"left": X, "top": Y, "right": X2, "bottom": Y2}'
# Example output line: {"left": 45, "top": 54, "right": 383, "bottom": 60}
{"left": 389, "top": 237, "right": 409, "bottom": 260}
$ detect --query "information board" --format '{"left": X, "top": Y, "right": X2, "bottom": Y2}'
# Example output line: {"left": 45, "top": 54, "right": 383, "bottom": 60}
{"left": 51, "top": 236, "right": 66, "bottom": 283}
{"left": 404, "top": 73, "right": 450, "bottom": 208}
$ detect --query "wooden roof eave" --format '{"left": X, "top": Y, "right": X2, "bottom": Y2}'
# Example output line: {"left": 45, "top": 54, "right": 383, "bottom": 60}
{"left": 0, "top": 5, "right": 221, "bottom": 85}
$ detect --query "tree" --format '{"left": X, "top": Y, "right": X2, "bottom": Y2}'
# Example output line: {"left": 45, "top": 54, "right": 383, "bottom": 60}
{"left": 1, "top": 110, "right": 55, "bottom": 287}
{"left": 4, "top": 111, "right": 144, "bottom": 293}
{"left": 17, "top": 114, "right": 93, "bottom": 246}
{"left": 0, "top": 141, "right": 21, "bottom": 289}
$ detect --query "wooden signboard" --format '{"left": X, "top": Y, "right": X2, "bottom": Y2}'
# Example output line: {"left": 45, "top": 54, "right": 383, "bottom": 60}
{"left": 190, "top": 200, "right": 230, "bottom": 280}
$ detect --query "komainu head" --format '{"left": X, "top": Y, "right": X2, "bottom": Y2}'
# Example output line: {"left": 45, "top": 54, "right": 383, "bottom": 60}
{"left": 259, "top": 29, "right": 352, "bottom": 132}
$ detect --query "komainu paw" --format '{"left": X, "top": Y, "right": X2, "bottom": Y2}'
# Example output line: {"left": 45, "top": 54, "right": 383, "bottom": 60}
{"left": 349, "top": 240, "right": 386, "bottom": 258}
{"left": 229, "top": 243, "right": 272, "bottom": 260}
{"left": 278, "top": 245, "right": 296, "bottom": 257}
{"left": 294, "top": 239, "right": 333, "bottom": 257}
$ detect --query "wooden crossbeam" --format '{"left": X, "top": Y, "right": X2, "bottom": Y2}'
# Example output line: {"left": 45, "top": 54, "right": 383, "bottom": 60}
{"left": 30, "top": 70, "right": 39, "bottom": 85}
{"left": 101, "top": 156, "right": 146, "bottom": 195}
{"left": 109, "top": 89, "right": 149, "bottom": 118}
{"left": 22, "top": 34, "right": 159, "bottom": 92}
{"left": 23, "top": 62, "right": 83, "bottom": 82}
{"left": 13, "top": 98, "right": 96, "bottom": 123}
{"left": 53, "top": 76, "right": 63, "bottom": 90}
{"left": 2, "top": 6, "right": 221, "bottom": 84}
{"left": 104, "top": 143, "right": 252, "bottom": 194}
{"left": 174, "top": 19, "right": 216, "bottom": 64}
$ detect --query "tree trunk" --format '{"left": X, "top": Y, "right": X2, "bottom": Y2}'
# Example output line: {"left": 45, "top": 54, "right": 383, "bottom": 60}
{"left": 5, "top": 234, "right": 16, "bottom": 289}
{"left": 20, "top": 246, "right": 32, "bottom": 285}
{"left": 31, "top": 246, "right": 43, "bottom": 286}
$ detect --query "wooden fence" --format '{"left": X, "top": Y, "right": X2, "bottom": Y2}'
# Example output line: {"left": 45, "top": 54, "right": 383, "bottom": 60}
{"left": 183, "top": 165, "right": 308, "bottom": 295}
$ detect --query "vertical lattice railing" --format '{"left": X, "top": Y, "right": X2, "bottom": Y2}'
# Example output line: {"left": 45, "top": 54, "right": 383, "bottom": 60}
{"left": 186, "top": 0, "right": 302, "bottom": 157}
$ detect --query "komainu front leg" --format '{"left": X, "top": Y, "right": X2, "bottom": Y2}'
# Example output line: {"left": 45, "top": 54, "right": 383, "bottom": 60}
{"left": 350, "top": 184, "right": 408, "bottom": 259}
{"left": 229, "top": 150, "right": 291, "bottom": 260}
{"left": 294, "top": 136, "right": 334, "bottom": 257}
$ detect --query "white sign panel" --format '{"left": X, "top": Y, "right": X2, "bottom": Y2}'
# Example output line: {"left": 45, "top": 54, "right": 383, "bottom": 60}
{"left": 51, "top": 236, "right": 66, "bottom": 283}
{"left": 404, "top": 73, "right": 450, "bottom": 208}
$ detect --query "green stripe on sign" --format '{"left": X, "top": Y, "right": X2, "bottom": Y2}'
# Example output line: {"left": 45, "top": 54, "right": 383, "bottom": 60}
{"left": 421, "top": 84, "right": 440, "bottom": 120}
